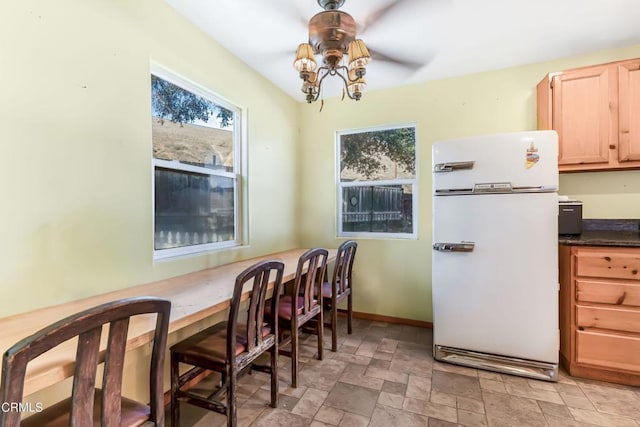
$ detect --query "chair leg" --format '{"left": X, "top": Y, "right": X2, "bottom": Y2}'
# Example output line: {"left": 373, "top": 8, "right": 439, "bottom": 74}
{"left": 347, "top": 294, "right": 353, "bottom": 335}
{"left": 291, "top": 326, "right": 299, "bottom": 388}
{"left": 170, "top": 352, "right": 180, "bottom": 427}
{"left": 317, "top": 310, "right": 324, "bottom": 361}
{"left": 227, "top": 365, "right": 237, "bottom": 427}
{"left": 270, "top": 344, "right": 278, "bottom": 408}
{"left": 331, "top": 303, "right": 338, "bottom": 352}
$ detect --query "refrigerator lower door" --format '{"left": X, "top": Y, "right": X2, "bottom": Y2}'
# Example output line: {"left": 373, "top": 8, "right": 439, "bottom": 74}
{"left": 432, "top": 192, "right": 558, "bottom": 380}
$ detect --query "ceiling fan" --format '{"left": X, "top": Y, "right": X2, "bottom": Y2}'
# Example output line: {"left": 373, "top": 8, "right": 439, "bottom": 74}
{"left": 293, "top": 0, "right": 433, "bottom": 103}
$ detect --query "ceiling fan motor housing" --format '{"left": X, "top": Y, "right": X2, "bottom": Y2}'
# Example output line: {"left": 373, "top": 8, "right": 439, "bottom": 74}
{"left": 308, "top": 10, "right": 356, "bottom": 68}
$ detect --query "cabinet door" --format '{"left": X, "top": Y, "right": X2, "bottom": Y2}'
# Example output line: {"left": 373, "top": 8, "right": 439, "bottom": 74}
{"left": 618, "top": 60, "right": 640, "bottom": 162}
{"left": 552, "top": 66, "right": 616, "bottom": 167}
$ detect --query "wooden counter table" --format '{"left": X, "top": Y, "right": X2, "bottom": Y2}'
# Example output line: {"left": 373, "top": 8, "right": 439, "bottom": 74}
{"left": 0, "top": 248, "right": 336, "bottom": 397}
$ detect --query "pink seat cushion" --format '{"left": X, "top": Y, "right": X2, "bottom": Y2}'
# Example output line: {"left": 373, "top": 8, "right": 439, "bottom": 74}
{"left": 265, "top": 295, "right": 317, "bottom": 321}
{"left": 171, "top": 322, "right": 271, "bottom": 364}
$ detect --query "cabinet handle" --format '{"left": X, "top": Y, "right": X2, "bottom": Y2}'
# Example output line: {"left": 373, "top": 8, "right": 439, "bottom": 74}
{"left": 433, "top": 242, "right": 475, "bottom": 252}
{"left": 434, "top": 161, "right": 475, "bottom": 173}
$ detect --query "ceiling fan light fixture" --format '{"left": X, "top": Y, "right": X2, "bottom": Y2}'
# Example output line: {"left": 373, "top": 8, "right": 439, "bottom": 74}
{"left": 348, "top": 39, "right": 371, "bottom": 70}
{"left": 294, "top": 0, "right": 370, "bottom": 105}
{"left": 347, "top": 68, "right": 366, "bottom": 100}
{"left": 293, "top": 43, "right": 318, "bottom": 74}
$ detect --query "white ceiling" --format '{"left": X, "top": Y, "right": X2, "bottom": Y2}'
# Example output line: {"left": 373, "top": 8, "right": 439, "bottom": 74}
{"left": 166, "top": 0, "right": 640, "bottom": 101}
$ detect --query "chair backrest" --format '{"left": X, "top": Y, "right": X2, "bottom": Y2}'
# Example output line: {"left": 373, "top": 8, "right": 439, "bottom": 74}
{"left": 292, "top": 248, "right": 328, "bottom": 315}
{"left": 0, "top": 297, "right": 171, "bottom": 427}
{"left": 333, "top": 240, "right": 357, "bottom": 295}
{"left": 227, "top": 260, "right": 284, "bottom": 359}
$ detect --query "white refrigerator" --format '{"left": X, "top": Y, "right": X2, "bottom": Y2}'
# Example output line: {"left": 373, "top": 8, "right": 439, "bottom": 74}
{"left": 431, "top": 130, "right": 559, "bottom": 381}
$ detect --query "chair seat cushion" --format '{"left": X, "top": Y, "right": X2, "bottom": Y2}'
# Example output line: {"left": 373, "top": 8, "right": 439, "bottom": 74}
{"left": 171, "top": 321, "right": 271, "bottom": 364}
{"left": 21, "top": 389, "right": 150, "bottom": 427}
{"left": 317, "top": 281, "right": 351, "bottom": 300}
{"left": 265, "top": 295, "right": 318, "bottom": 321}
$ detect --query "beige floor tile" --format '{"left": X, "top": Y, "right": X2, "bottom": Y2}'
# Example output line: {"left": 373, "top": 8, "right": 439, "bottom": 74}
{"left": 544, "top": 413, "right": 591, "bottom": 427}
{"left": 457, "top": 409, "right": 487, "bottom": 427}
{"left": 365, "top": 365, "right": 409, "bottom": 384}
{"left": 297, "top": 358, "right": 347, "bottom": 392}
{"left": 355, "top": 340, "right": 378, "bottom": 357}
{"left": 433, "top": 361, "right": 479, "bottom": 378}
{"left": 578, "top": 381, "right": 640, "bottom": 419}
{"left": 402, "top": 397, "right": 458, "bottom": 423}
{"left": 310, "top": 421, "right": 331, "bottom": 427}
{"left": 377, "top": 391, "right": 405, "bottom": 409}
{"left": 406, "top": 374, "right": 432, "bottom": 399}
{"left": 331, "top": 352, "right": 371, "bottom": 366}
{"left": 377, "top": 338, "right": 399, "bottom": 353}
{"left": 381, "top": 380, "right": 407, "bottom": 396}
{"left": 527, "top": 378, "right": 558, "bottom": 392}
{"left": 537, "top": 400, "right": 573, "bottom": 419}
{"left": 504, "top": 382, "right": 564, "bottom": 404}
{"left": 314, "top": 405, "right": 344, "bottom": 425}
{"left": 338, "top": 411, "right": 369, "bottom": 427}
{"left": 482, "top": 390, "right": 545, "bottom": 427}
{"left": 477, "top": 370, "right": 503, "bottom": 381}
{"left": 250, "top": 409, "right": 310, "bottom": 427}
{"left": 561, "top": 392, "right": 596, "bottom": 410}
{"left": 291, "top": 388, "right": 329, "bottom": 418}
{"left": 569, "top": 407, "right": 638, "bottom": 427}
{"left": 371, "top": 351, "right": 393, "bottom": 361}
{"left": 429, "top": 390, "right": 457, "bottom": 407}
{"left": 338, "top": 367, "right": 384, "bottom": 391}
{"left": 479, "top": 378, "right": 507, "bottom": 394}
{"left": 431, "top": 370, "right": 482, "bottom": 400}
{"left": 428, "top": 418, "right": 457, "bottom": 427}
{"left": 456, "top": 396, "right": 485, "bottom": 414}
{"left": 324, "top": 382, "right": 379, "bottom": 417}
{"left": 369, "top": 404, "right": 429, "bottom": 427}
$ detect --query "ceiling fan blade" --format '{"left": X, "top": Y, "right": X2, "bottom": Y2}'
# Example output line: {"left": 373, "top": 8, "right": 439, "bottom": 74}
{"left": 369, "top": 48, "right": 427, "bottom": 71}
{"left": 359, "top": 0, "right": 406, "bottom": 34}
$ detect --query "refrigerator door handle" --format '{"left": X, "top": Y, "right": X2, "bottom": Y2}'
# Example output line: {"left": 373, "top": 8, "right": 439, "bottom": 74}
{"left": 433, "top": 242, "right": 475, "bottom": 252}
{"left": 433, "top": 161, "right": 475, "bottom": 173}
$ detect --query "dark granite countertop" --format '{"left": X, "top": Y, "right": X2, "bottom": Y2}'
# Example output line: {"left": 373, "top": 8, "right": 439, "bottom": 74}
{"left": 558, "top": 219, "right": 640, "bottom": 247}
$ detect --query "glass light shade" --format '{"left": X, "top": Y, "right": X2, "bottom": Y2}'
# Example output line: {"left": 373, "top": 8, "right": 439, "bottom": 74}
{"left": 293, "top": 43, "right": 317, "bottom": 72}
{"left": 348, "top": 39, "right": 371, "bottom": 69}
{"left": 301, "top": 72, "right": 319, "bottom": 94}
{"left": 348, "top": 68, "right": 367, "bottom": 94}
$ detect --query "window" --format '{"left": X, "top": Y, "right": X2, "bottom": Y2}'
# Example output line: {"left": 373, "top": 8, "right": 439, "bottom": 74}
{"left": 151, "top": 66, "right": 243, "bottom": 259}
{"left": 337, "top": 125, "right": 417, "bottom": 239}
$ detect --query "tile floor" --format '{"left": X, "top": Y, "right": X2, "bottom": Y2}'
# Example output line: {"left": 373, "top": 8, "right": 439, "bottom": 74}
{"left": 171, "top": 318, "right": 640, "bottom": 426}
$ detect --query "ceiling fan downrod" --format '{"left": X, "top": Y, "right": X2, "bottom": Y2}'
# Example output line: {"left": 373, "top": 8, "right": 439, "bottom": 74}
{"left": 317, "top": 0, "right": 345, "bottom": 10}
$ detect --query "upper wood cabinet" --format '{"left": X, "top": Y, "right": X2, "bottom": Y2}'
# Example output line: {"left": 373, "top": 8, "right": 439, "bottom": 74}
{"left": 537, "top": 58, "right": 640, "bottom": 172}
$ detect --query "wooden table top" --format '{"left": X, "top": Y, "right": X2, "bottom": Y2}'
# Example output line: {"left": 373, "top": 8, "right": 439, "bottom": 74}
{"left": 0, "top": 248, "right": 336, "bottom": 396}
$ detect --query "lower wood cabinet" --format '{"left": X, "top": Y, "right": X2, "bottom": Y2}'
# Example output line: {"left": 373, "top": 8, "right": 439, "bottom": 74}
{"left": 559, "top": 245, "right": 640, "bottom": 385}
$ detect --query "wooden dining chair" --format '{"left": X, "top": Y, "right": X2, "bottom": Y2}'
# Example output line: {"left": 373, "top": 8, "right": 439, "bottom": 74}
{"left": 266, "top": 248, "right": 328, "bottom": 387}
{"left": 170, "top": 260, "right": 284, "bottom": 427}
{"left": 322, "top": 240, "right": 357, "bottom": 352}
{"left": 0, "top": 296, "right": 171, "bottom": 427}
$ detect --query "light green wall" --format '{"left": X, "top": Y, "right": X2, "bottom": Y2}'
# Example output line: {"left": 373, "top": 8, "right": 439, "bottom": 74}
{"left": 298, "top": 44, "right": 640, "bottom": 323}
{"left": 0, "top": 0, "right": 300, "bottom": 317}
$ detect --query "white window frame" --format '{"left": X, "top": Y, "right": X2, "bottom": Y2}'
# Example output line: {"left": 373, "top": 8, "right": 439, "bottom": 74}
{"left": 151, "top": 64, "right": 245, "bottom": 260}
{"left": 336, "top": 123, "right": 418, "bottom": 240}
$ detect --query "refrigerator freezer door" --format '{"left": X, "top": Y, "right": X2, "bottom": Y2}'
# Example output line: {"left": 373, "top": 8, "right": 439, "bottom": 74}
{"left": 433, "top": 131, "right": 558, "bottom": 193}
{"left": 432, "top": 192, "right": 559, "bottom": 364}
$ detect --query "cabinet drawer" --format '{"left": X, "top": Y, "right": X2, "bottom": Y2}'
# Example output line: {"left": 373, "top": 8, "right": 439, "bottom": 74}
{"left": 576, "top": 331, "right": 640, "bottom": 373}
{"left": 576, "top": 305, "right": 640, "bottom": 334}
{"left": 575, "top": 248, "right": 640, "bottom": 280}
{"left": 576, "top": 280, "right": 640, "bottom": 307}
